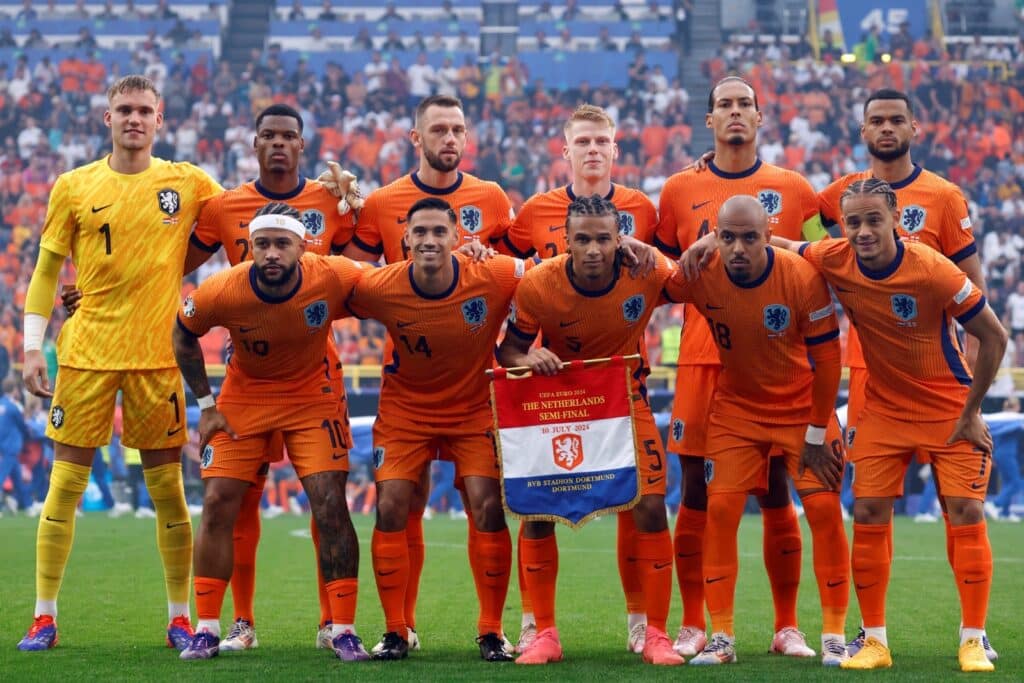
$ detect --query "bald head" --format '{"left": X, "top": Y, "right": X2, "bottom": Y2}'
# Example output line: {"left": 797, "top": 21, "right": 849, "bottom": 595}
{"left": 718, "top": 194, "right": 768, "bottom": 229}
{"left": 716, "top": 195, "right": 770, "bottom": 283}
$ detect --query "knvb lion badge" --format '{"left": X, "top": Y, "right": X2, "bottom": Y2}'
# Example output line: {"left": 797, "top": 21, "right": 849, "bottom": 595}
{"left": 489, "top": 356, "right": 641, "bottom": 528}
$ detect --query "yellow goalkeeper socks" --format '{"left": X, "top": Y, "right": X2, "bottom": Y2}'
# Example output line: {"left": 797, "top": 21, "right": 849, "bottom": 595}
{"left": 36, "top": 461, "right": 91, "bottom": 614}
{"left": 144, "top": 462, "right": 193, "bottom": 617}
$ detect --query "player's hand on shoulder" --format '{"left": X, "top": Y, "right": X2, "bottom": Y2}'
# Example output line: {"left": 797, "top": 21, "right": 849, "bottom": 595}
{"left": 457, "top": 239, "right": 497, "bottom": 262}
{"left": 798, "top": 440, "right": 842, "bottom": 490}
{"left": 61, "top": 283, "right": 82, "bottom": 317}
{"left": 22, "top": 350, "right": 53, "bottom": 398}
{"left": 947, "top": 411, "right": 992, "bottom": 454}
{"left": 620, "top": 236, "right": 656, "bottom": 278}
{"left": 679, "top": 232, "right": 717, "bottom": 280}
{"left": 682, "top": 149, "right": 714, "bottom": 173}
{"left": 315, "top": 161, "right": 365, "bottom": 215}
{"left": 198, "top": 406, "right": 237, "bottom": 454}
{"left": 524, "top": 347, "right": 563, "bottom": 376}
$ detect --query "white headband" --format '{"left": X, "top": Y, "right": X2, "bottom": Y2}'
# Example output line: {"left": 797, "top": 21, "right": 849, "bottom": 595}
{"left": 249, "top": 214, "right": 306, "bottom": 240}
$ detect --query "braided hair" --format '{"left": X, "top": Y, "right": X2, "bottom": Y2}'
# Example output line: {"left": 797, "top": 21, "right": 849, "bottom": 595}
{"left": 839, "top": 178, "right": 897, "bottom": 211}
{"left": 565, "top": 193, "right": 620, "bottom": 230}
{"left": 253, "top": 201, "right": 302, "bottom": 221}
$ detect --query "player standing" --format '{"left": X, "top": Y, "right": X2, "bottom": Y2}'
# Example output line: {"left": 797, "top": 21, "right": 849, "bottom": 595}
{"left": 497, "top": 194, "right": 684, "bottom": 667}
{"left": 670, "top": 196, "right": 849, "bottom": 666}
{"left": 499, "top": 103, "right": 658, "bottom": 654}
{"left": 18, "top": 75, "right": 221, "bottom": 652}
{"left": 816, "top": 88, "right": 995, "bottom": 661}
{"left": 653, "top": 76, "right": 825, "bottom": 657}
{"left": 778, "top": 179, "right": 1005, "bottom": 672}
{"left": 186, "top": 103, "right": 356, "bottom": 652}
{"left": 173, "top": 203, "right": 369, "bottom": 662}
{"left": 343, "top": 94, "right": 515, "bottom": 653}
{"left": 346, "top": 197, "right": 525, "bottom": 662}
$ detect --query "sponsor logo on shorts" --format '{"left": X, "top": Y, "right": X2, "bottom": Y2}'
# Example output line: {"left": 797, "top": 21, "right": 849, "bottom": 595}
{"left": 50, "top": 406, "right": 65, "bottom": 429}
{"left": 671, "top": 418, "right": 684, "bottom": 443}
{"left": 200, "top": 445, "right": 213, "bottom": 469}
{"left": 373, "top": 446, "right": 385, "bottom": 469}
{"left": 703, "top": 459, "right": 714, "bottom": 484}
{"left": 846, "top": 427, "right": 856, "bottom": 447}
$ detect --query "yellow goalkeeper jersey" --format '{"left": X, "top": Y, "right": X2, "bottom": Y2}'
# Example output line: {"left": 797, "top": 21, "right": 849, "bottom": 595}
{"left": 41, "top": 156, "right": 222, "bottom": 370}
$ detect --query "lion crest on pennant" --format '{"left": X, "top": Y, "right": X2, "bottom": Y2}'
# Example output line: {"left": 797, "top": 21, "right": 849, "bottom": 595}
{"left": 552, "top": 433, "right": 584, "bottom": 471}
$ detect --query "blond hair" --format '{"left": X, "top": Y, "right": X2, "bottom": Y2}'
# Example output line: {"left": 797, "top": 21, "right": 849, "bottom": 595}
{"left": 563, "top": 104, "right": 615, "bottom": 138}
{"left": 106, "top": 74, "right": 161, "bottom": 102}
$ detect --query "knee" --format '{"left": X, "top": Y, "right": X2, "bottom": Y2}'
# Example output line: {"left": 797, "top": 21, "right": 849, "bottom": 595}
{"left": 633, "top": 494, "right": 667, "bottom": 531}
{"left": 853, "top": 498, "right": 891, "bottom": 524}
{"left": 472, "top": 493, "right": 506, "bottom": 532}
{"left": 375, "top": 492, "right": 409, "bottom": 532}
{"left": 945, "top": 497, "right": 984, "bottom": 525}
{"left": 524, "top": 520, "right": 554, "bottom": 539}
{"left": 681, "top": 460, "right": 708, "bottom": 509}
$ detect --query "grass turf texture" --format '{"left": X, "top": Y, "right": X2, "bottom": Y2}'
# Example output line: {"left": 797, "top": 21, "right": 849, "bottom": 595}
{"left": 0, "top": 513, "right": 1020, "bottom": 681}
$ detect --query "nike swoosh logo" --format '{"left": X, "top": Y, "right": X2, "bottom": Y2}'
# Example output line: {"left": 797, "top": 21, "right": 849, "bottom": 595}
{"left": 548, "top": 224, "right": 563, "bottom": 232}
{"left": 335, "top": 591, "right": 356, "bottom": 598}
{"left": 397, "top": 217, "right": 408, "bottom": 224}
{"left": 691, "top": 201, "right": 712, "bottom": 210}
{"left": 166, "top": 521, "right": 189, "bottom": 529}
{"left": 526, "top": 566, "right": 544, "bottom": 573}
{"left": 647, "top": 476, "right": 664, "bottom": 485}
{"left": 396, "top": 321, "right": 414, "bottom": 328}
{"left": 377, "top": 569, "right": 398, "bottom": 576}
{"left": 559, "top": 320, "right": 580, "bottom": 328}
{"left": 485, "top": 570, "right": 504, "bottom": 577}
{"left": 706, "top": 304, "right": 724, "bottom": 310}
{"left": 855, "top": 583, "right": 877, "bottom": 590}
{"left": 970, "top": 482, "right": 985, "bottom": 490}
{"left": 836, "top": 286, "right": 855, "bottom": 293}
{"left": 332, "top": 453, "right": 347, "bottom": 460}
{"left": 196, "top": 590, "right": 214, "bottom": 596}
{"left": 91, "top": 204, "right": 112, "bottom": 213}
{"left": 166, "top": 427, "right": 183, "bottom": 436}
{"left": 963, "top": 578, "right": 986, "bottom": 584}
{"left": 239, "top": 326, "right": 258, "bottom": 333}
{"left": 826, "top": 579, "right": 846, "bottom": 588}
{"left": 45, "top": 515, "right": 67, "bottom": 523}
{"left": 677, "top": 551, "right": 699, "bottom": 558}
{"left": 706, "top": 575, "right": 726, "bottom": 583}
{"left": 239, "top": 221, "right": 248, "bottom": 229}
{"left": 654, "top": 561, "right": 672, "bottom": 570}
{"left": 781, "top": 548, "right": 800, "bottom": 555}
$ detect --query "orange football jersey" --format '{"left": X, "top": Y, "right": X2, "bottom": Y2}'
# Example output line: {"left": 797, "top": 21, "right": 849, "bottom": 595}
{"left": 800, "top": 239, "right": 985, "bottom": 422}
{"left": 177, "top": 254, "right": 366, "bottom": 404}
{"left": 191, "top": 179, "right": 355, "bottom": 264}
{"left": 818, "top": 165, "right": 976, "bottom": 369}
{"left": 664, "top": 247, "right": 840, "bottom": 425}
{"left": 508, "top": 253, "right": 681, "bottom": 399}
{"left": 346, "top": 253, "right": 528, "bottom": 431}
{"left": 502, "top": 184, "right": 657, "bottom": 258}
{"left": 352, "top": 171, "right": 514, "bottom": 263}
{"left": 654, "top": 159, "right": 823, "bottom": 366}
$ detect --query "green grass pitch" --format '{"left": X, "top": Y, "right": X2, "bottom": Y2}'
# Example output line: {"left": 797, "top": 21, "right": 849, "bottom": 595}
{"left": 0, "top": 513, "right": 1020, "bottom": 680}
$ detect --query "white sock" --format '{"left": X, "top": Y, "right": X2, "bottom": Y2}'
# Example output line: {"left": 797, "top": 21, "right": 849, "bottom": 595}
{"left": 168, "top": 603, "right": 190, "bottom": 621}
{"left": 332, "top": 624, "right": 355, "bottom": 638}
{"left": 961, "top": 628, "right": 985, "bottom": 645}
{"left": 521, "top": 612, "right": 535, "bottom": 628}
{"left": 863, "top": 627, "right": 887, "bottom": 646}
{"left": 197, "top": 619, "right": 220, "bottom": 638}
{"left": 35, "top": 600, "right": 57, "bottom": 619}
{"left": 822, "top": 633, "right": 845, "bottom": 647}
{"left": 628, "top": 613, "right": 646, "bottom": 631}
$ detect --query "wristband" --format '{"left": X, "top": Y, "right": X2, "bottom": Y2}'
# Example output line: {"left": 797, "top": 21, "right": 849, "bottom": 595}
{"left": 196, "top": 395, "right": 216, "bottom": 410}
{"left": 805, "top": 425, "right": 826, "bottom": 445}
{"left": 23, "top": 313, "right": 48, "bottom": 353}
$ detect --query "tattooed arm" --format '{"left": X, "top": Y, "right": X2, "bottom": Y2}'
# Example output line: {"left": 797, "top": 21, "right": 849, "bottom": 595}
{"left": 173, "top": 322, "right": 235, "bottom": 451}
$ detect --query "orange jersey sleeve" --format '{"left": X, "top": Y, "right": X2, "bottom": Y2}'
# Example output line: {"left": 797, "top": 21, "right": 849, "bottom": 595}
{"left": 177, "top": 254, "right": 365, "bottom": 403}
{"left": 352, "top": 172, "right": 513, "bottom": 263}
{"left": 666, "top": 248, "right": 839, "bottom": 425}
{"left": 801, "top": 239, "right": 984, "bottom": 422}
{"left": 191, "top": 179, "right": 356, "bottom": 265}
{"left": 346, "top": 253, "right": 527, "bottom": 429}
{"left": 508, "top": 253, "right": 679, "bottom": 399}
{"left": 503, "top": 184, "right": 657, "bottom": 258}
{"left": 653, "top": 160, "right": 821, "bottom": 367}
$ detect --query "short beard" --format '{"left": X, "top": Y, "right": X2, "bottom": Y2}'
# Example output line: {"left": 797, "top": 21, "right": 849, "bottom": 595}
{"left": 423, "top": 147, "right": 460, "bottom": 173}
{"left": 867, "top": 139, "right": 910, "bottom": 162}
{"left": 255, "top": 261, "right": 298, "bottom": 287}
{"left": 726, "top": 134, "right": 746, "bottom": 146}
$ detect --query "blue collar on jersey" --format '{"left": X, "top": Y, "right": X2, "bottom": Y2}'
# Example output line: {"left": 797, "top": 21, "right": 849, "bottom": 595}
{"left": 709, "top": 158, "right": 762, "bottom": 179}
{"left": 408, "top": 255, "right": 460, "bottom": 299}
{"left": 254, "top": 177, "right": 306, "bottom": 200}
{"left": 886, "top": 164, "right": 923, "bottom": 190}
{"left": 248, "top": 261, "right": 303, "bottom": 303}
{"left": 410, "top": 171, "right": 464, "bottom": 195}
{"left": 566, "top": 184, "right": 615, "bottom": 202}
{"left": 856, "top": 239, "right": 905, "bottom": 280}
{"left": 726, "top": 245, "right": 774, "bottom": 288}
{"left": 565, "top": 253, "right": 622, "bottom": 297}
